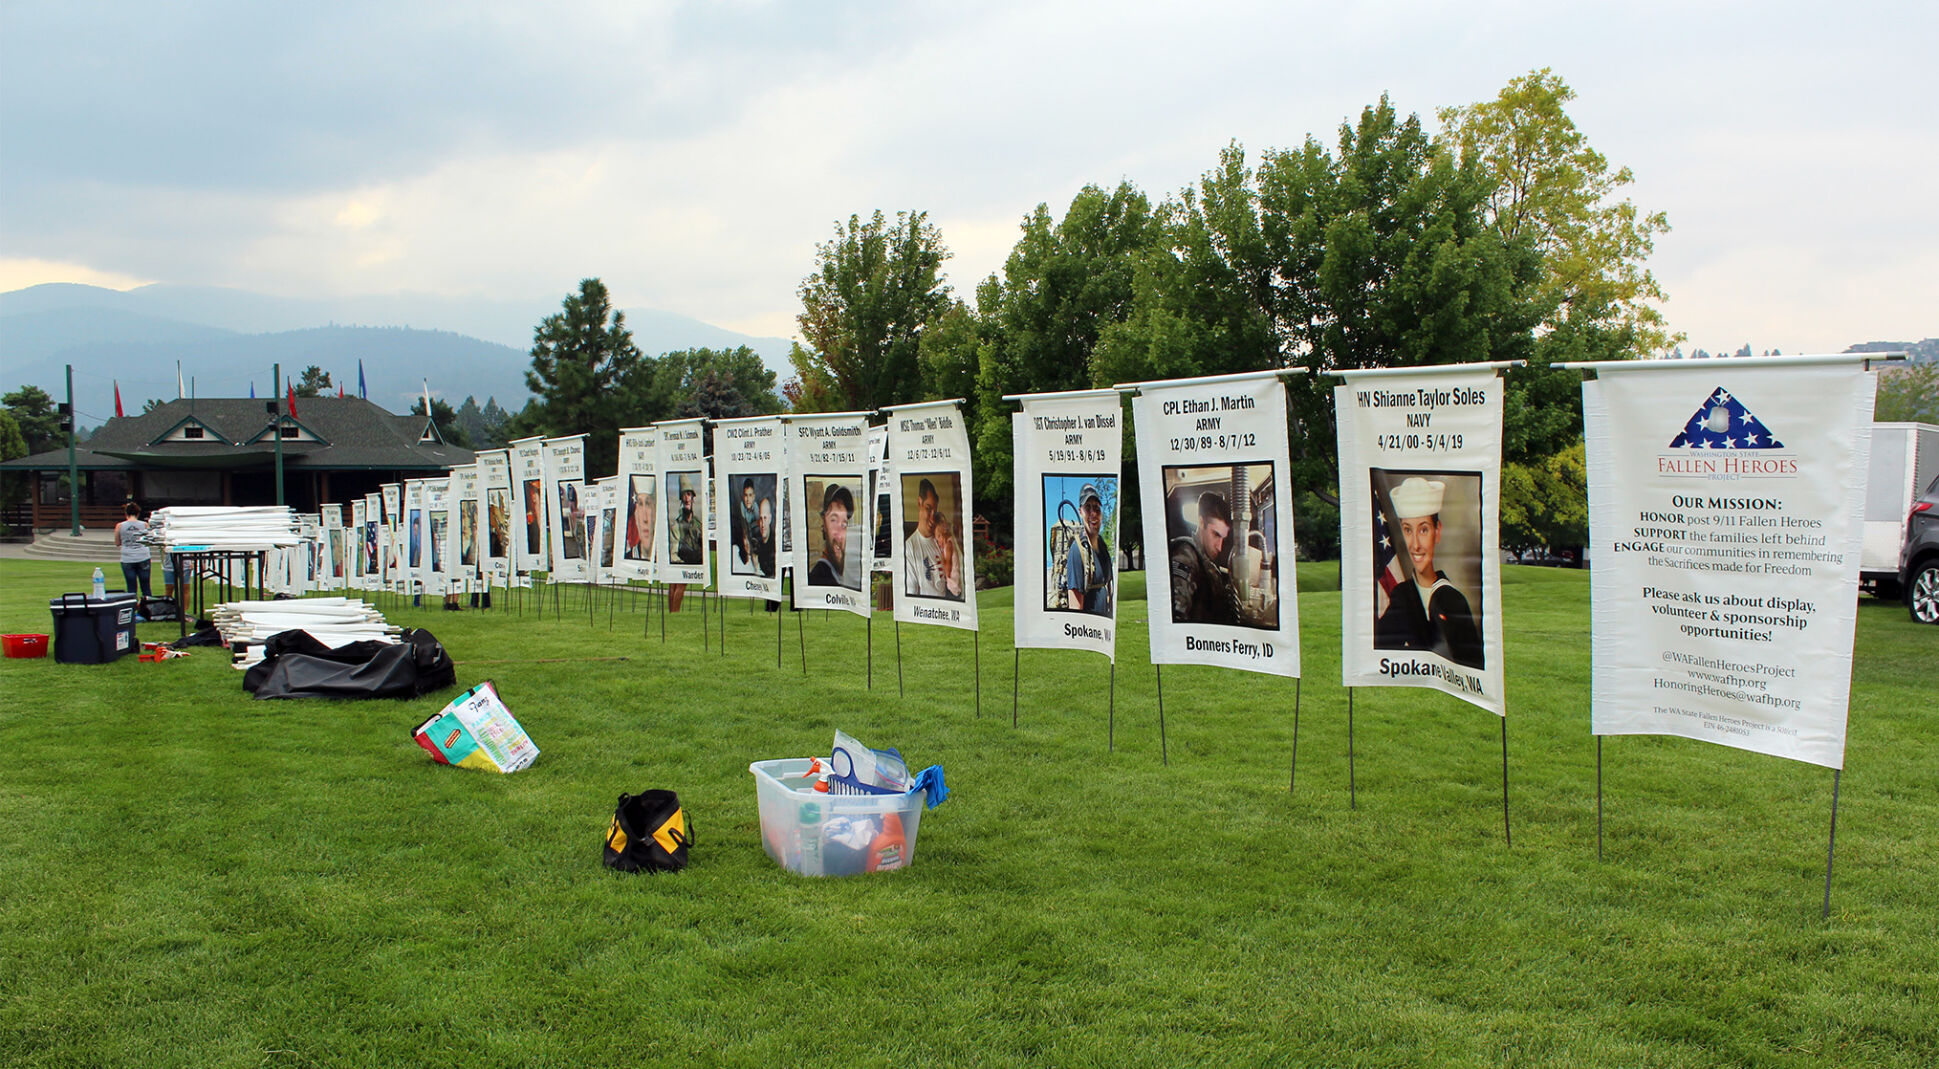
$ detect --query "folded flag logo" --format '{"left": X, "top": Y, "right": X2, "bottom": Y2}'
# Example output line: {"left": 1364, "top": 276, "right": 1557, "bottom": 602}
{"left": 1669, "top": 387, "right": 1784, "bottom": 450}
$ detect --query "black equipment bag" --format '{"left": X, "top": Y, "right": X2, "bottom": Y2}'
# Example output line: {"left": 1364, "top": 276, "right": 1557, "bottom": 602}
{"left": 603, "top": 790, "right": 692, "bottom": 873}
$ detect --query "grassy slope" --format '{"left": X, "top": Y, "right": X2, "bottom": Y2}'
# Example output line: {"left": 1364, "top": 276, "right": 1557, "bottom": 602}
{"left": 0, "top": 560, "right": 1931, "bottom": 1068}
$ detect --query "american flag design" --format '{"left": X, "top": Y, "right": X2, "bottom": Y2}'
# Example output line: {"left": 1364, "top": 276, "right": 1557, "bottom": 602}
{"left": 1373, "top": 495, "right": 1404, "bottom": 617}
{"left": 1668, "top": 387, "right": 1784, "bottom": 450}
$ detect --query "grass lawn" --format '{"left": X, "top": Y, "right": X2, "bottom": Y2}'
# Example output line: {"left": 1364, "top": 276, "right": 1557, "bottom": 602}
{"left": 0, "top": 559, "right": 1933, "bottom": 1068}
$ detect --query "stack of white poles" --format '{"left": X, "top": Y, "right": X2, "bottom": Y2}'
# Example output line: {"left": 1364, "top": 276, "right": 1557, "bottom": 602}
{"left": 214, "top": 597, "right": 398, "bottom": 668}
{"left": 149, "top": 506, "right": 304, "bottom": 549}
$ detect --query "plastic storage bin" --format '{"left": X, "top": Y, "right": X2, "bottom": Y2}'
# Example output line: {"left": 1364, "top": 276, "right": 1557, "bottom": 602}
{"left": 3, "top": 634, "right": 49, "bottom": 658}
{"left": 48, "top": 593, "right": 139, "bottom": 664}
{"left": 750, "top": 758, "right": 925, "bottom": 876}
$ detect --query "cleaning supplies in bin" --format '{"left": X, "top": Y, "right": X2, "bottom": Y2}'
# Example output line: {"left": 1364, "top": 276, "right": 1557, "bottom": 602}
{"left": 749, "top": 730, "right": 948, "bottom": 876}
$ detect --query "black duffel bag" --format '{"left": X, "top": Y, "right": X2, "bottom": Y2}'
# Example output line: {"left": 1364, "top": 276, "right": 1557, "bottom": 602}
{"left": 603, "top": 790, "right": 692, "bottom": 873}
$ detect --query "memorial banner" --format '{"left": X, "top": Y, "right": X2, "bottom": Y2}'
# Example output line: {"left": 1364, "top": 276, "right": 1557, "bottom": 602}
{"left": 381, "top": 483, "right": 403, "bottom": 592}
{"left": 614, "top": 427, "right": 658, "bottom": 583}
{"left": 593, "top": 476, "right": 620, "bottom": 583}
{"left": 1130, "top": 371, "right": 1300, "bottom": 678}
{"left": 887, "top": 400, "right": 977, "bottom": 632}
{"left": 404, "top": 480, "right": 427, "bottom": 595}
{"left": 451, "top": 462, "right": 479, "bottom": 592}
{"left": 362, "top": 494, "right": 382, "bottom": 586}
{"left": 656, "top": 420, "right": 711, "bottom": 586}
{"left": 1336, "top": 364, "right": 1506, "bottom": 714}
{"left": 510, "top": 436, "right": 547, "bottom": 576}
{"left": 423, "top": 478, "right": 452, "bottom": 597}
{"left": 713, "top": 415, "right": 785, "bottom": 602}
{"left": 543, "top": 435, "right": 589, "bottom": 583}
{"left": 321, "top": 504, "right": 345, "bottom": 591}
{"left": 349, "top": 499, "right": 368, "bottom": 591}
{"left": 476, "top": 449, "right": 513, "bottom": 589}
{"left": 1581, "top": 358, "right": 1874, "bottom": 768}
{"left": 786, "top": 412, "right": 870, "bottom": 616}
{"left": 868, "top": 425, "right": 892, "bottom": 573}
{"left": 1012, "top": 390, "right": 1122, "bottom": 660}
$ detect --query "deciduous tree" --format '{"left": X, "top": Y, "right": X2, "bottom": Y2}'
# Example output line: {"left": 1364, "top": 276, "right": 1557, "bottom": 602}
{"left": 790, "top": 211, "right": 951, "bottom": 413}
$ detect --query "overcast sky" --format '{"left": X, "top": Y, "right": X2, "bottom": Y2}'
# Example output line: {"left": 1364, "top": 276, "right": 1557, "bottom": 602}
{"left": 3, "top": 0, "right": 1932, "bottom": 355}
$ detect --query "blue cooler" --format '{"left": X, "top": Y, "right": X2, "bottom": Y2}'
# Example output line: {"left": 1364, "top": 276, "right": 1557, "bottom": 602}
{"left": 49, "top": 593, "right": 139, "bottom": 664}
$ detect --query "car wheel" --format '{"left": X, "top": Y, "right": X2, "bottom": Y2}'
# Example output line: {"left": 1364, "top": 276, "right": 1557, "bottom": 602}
{"left": 1911, "top": 561, "right": 1939, "bottom": 625}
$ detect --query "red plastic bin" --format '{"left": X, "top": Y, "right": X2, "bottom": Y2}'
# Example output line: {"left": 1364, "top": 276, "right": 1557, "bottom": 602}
{"left": 3, "top": 633, "right": 50, "bottom": 658}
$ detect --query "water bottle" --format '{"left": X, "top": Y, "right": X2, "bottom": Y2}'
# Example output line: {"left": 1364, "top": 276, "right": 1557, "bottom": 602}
{"left": 92, "top": 567, "right": 107, "bottom": 599}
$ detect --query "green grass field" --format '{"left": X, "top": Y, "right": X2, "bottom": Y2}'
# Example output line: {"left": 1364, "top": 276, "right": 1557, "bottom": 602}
{"left": 0, "top": 559, "right": 1932, "bottom": 1067}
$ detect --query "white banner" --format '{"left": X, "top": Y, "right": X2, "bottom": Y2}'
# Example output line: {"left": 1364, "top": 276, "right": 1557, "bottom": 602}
{"left": 1582, "top": 361, "right": 1874, "bottom": 768}
{"left": 423, "top": 478, "right": 452, "bottom": 596}
{"left": 543, "top": 435, "right": 589, "bottom": 583}
{"left": 592, "top": 476, "right": 620, "bottom": 583}
{"left": 1337, "top": 366, "right": 1506, "bottom": 714}
{"left": 381, "top": 483, "right": 403, "bottom": 592}
{"left": 888, "top": 400, "right": 977, "bottom": 631}
{"left": 348, "top": 500, "right": 367, "bottom": 591}
{"left": 787, "top": 412, "right": 870, "bottom": 615}
{"left": 614, "top": 428, "right": 658, "bottom": 583}
{"left": 867, "top": 425, "right": 892, "bottom": 573}
{"left": 360, "top": 494, "right": 381, "bottom": 588}
{"left": 509, "top": 436, "right": 547, "bottom": 575}
{"left": 404, "top": 479, "right": 427, "bottom": 595}
{"left": 320, "top": 504, "right": 345, "bottom": 591}
{"left": 452, "top": 463, "right": 479, "bottom": 593}
{"left": 714, "top": 416, "right": 786, "bottom": 602}
{"left": 657, "top": 420, "right": 711, "bottom": 586}
{"left": 1131, "top": 373, "right": 1300, "bottom": 677}
{"left": 476, "top": 448, "right": 513, "bottom": 588}
{"left": 1012, "top": 391, "right": 1122, "bottom": 660}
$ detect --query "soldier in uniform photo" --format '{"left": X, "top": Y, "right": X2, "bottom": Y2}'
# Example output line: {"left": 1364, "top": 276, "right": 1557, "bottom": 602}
{"left": 1374, "top": 476, "right": 1484, "bottom": 669}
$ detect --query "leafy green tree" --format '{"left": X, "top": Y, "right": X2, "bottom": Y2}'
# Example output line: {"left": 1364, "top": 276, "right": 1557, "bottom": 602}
{"left": 509, "top": 278, "right": 648, "bottom": 477}
{"left": 294, "top": 365, "right": 333, "bottom": 397}
{"left": 1500, "top": 439, "right": 1589, "bottom": 553}
{"left": 650, "top": 347, "right": 782, "bottom": 416}
{"left": 410, "top": 396, "right": 471, "bottom": 448}
{"left": 790, "top": 210, "right": 952, "bottom": 412}
{"left": 1874, "top": 361, "right": 1939, "bottom": 424}
{"left": 0, "top": 409, "right": 27, "bottom": 517}
{"left": 3, "top": 385, "right": 61, "bottom": 455}
{"left": 1439, "top": 68, "right": 1674, "bottom": 354}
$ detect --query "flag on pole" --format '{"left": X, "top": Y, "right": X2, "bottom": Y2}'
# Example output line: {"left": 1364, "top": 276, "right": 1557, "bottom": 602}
{"left": 338, "top": 384, "right": 344, "bottom": 399}
{"left": 288, "top": 383, "right": 299, "bottom": 421}
{"left": 114, "top": 382, "right": 124, "bottom": 418}
{"left": 358, "top": 360, "right": 367, "bottom": 399}
{"left": 250, "top": 381, "right": 256, "bottom": 398}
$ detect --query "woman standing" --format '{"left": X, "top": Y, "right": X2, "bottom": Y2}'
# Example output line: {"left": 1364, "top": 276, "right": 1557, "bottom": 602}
{"left": 115, "top": 502, "right": 152, "bottom": 598}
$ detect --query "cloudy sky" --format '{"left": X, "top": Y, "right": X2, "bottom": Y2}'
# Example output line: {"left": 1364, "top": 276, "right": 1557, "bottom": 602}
{"left": 3, "top": 0, "right": 1932, "bottom": 354}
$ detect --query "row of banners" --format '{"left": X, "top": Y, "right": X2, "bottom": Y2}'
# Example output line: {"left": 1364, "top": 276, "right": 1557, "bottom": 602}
{"left": 295, "top": 357, "right": 1876, "bottom": 772}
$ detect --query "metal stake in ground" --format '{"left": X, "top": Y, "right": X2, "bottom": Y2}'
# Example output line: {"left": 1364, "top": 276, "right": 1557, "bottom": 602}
{"left": 866, "top": 612, "right": 872, "bottom": 689}
{"left": 974, "top": 631, "right": 981, "bottom": 718}
{"left": 1289, "top": 677, "right": 1302, "bottom": 792}
{"left": 894, "top": 620, "right": 904, "bottom": 697}
{"left": 1596, "top": 736, "right": 1603, "bottom": 862}
{"left": 1108, "top": 662, "right": 1116, "bottom": 753}
{"left": 1154, "top": 664, "right": 1168, "bottom": 766}
{"left": 1500, "top": 716, "right": 1511, "bottom": 848}
{"left": 1012, "top": 648, "right": 1021, "bottom": 727}
{"left": 1823, "top": 768, "right": 1842, "bottom": 921}
{"left": 1348, "top": 687, "right": 1357, "bottom": 810}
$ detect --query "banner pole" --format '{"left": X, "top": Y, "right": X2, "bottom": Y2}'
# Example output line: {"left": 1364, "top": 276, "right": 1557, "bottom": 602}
{"left": 587, "top": 581, "right": 594, "bottom": 627}
{"left": 1597, "top": 737, "right": 1604, "bottom": 862}
{"left": 1823, "top": 768, "right": 1842, "bottom": 921}
{"left": 797, "top": 601, "right": 807, "bottom": 674}
{"left": 702, "top": 583, "right": 710, "bottom": 652}
{"left": 1108, "top": 662, "right": 1116, "bottom": 753}
{"left": 776, "top": 592, "right": 784, "bottom": 668}
{"left": 867, "top": 612, "right": 873, "bottom": 689}
{"left": 1290, "top": 677, "right": 1301, "bottom": 793}
{"left": 895, "top": 620, "right": 904, "bottom": 697}
{"left": 609, "top": 582, "right": 617, "bottom": 631}
{"left": 1348, "top": 688, "right": 1357, "bottom": 810}
{"left": 1012, "top": 648, "right": 1020, "bottom": 727}
{"left": 720, "top": 587, "right": 726, "bottom": 655}
{"left": 1500, "top": 716, "right": 1512, "bottom": 848}
{"left": 660, "top": 582, "right": 666, "bottom": 642}
{"left": 974, "top": 630, "right": 981, "bottom": 718}
{"left": 1155, "top": 664, "right": 1168, "bottom": 767}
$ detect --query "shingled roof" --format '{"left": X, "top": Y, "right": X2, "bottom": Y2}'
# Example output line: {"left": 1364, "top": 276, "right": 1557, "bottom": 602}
{"left": 1, "top": 396, "right": 475, "bottom": 472}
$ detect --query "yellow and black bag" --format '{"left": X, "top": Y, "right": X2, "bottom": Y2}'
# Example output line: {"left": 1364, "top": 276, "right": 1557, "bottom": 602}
{"left": 603, "top": 790, "right": 692, "bottom": 873}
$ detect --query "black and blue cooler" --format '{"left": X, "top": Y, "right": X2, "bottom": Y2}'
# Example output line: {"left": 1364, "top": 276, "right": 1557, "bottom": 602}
{"left": 49, "top": 593, "right": 139, "bottom": 664}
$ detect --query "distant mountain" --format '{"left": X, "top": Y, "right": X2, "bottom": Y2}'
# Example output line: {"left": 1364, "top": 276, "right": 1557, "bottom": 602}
{"left": 1, "top": 282, "right": 798, "bottom": 429}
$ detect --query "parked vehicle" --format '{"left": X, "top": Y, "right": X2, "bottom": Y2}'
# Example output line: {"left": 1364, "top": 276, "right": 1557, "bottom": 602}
{"left": 1900, "top": 475, "right": 1939, "bottom": 625}
{"left": 1861, "top": 422, "right": 1939, "bottom": 598}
